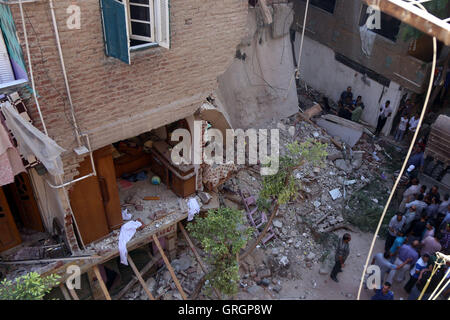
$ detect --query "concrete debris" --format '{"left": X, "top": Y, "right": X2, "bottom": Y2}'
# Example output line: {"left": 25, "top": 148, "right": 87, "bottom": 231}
{"left": 329, "top": 188, "right": 342, "bottom": 200}
{"left": 278, "top": 256, "right": 289, "bottom": 267}
{"left": 273, "top": 220, "right": 283, "bottom": 229}
{"left": 197, "top": 191, "right": 212, "bottom": 204}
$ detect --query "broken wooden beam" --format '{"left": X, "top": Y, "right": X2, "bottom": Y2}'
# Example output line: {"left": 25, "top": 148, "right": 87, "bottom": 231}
{"left": 92, "top": 265, "right": 111, "bottom": 300}
{"left": 67, "top": 285, "right": 80, "bottom": 300}
{"left": 152, "top": 234, "right": 187, "bottom": 300}
{"left": 114, "top": 253, "right": 161, "bottom": 300}
{"left": 59, "top": 283, "right": 72, "bottom": 300}
{"left": 127, "top": 255, "right": 156, "bottom": 300}
{"left": 178, "top": 222, "right": 221, "bottom": 300}
{"left": 0, "top": 255, "right": 101, "bottom": 265}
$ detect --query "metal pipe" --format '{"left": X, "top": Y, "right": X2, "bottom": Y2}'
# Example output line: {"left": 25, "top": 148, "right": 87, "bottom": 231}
{"left": 18, "top": 0, "right": 48, "bottom": 135}
{"left": 284, "top": 0, "right": 309, "bottom": 99}
{"left": 48, "top": 0, "right": 82, "bottom": 146}
{"left": 0, "top": 0, "right": 40, "bottom": 4}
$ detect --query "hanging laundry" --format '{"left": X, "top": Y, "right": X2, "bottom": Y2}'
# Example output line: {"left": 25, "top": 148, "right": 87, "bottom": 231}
{"left": 359, "top": 24, "right": 376, "bottom": 57}
{"left": 187, "top": 197, "right": 200, "bottom": 221}
{"left": 118, "top": 220, "right": 142, "bottom": 265}
{"left": 0, "top": 121, "right": 25, "bottom": 186}
{"left": 1, "top": 101, "right": 65, "bottom": 175}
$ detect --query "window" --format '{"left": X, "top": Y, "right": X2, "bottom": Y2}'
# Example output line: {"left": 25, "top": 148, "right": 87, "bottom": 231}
{"left": 0, "top": 4, "right": 28, "bottom": 93}
{"left": 359, "top": 4, "right": 401, "bottom": 42}
{"left": 126, "top": 0, "right": 155, "bottom": 46}
{"left": 100, "top": 0, "right": 170, "bottom": 64}
{"left": 302, "top": 0, "right": 336, "bottom": 14}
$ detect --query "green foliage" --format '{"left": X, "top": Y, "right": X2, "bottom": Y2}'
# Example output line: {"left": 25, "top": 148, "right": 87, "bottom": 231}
{"left": 399, "top": 0, "right": 449, "bottom": 41}
{"left": 0, "top": 272, "right": 60, "bottom": 300}
{"left": 343, "top": 178, "right": 396, "bottom": 236}
{"left": 187, "top": 207, "right": 253, "bottom": 296}
{"left": 258, "top": 139, "right": 327, "bottom": 208}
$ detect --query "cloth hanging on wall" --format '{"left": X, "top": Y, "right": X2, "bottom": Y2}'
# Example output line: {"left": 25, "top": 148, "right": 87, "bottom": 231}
{"left": 359, "top": 24, "right": 376, "bottom": 57}
{"left": 1, "top": 101, "right": 65, "bottom": 176}
{"left": 0, "top": 121, "right": 25, "bottom": 186}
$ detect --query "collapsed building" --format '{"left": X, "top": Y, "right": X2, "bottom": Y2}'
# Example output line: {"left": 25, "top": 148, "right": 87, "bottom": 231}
{"left": 0, "top": 0, "right": 304, "bottom": 300}
{"left": 0, "top": 0, "right": 448, "bottom": 300}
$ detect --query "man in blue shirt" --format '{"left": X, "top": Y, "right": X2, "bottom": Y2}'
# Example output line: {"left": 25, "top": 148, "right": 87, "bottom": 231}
{"left": 389, "top": 231, "right": 406, "bottom": 258}
{"left": 406, "top": 146, "right": 425, "bottom": 175}
{"left": 372, "top": 282, "right": 394, "bottom": 300}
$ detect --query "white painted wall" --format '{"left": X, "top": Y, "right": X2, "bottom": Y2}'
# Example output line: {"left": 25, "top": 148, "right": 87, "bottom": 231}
{"left": 216, "top": 8, "right": 299, "bottom": 130}
{"left": 294, "top": 34, "right": 403, "bottom": 135}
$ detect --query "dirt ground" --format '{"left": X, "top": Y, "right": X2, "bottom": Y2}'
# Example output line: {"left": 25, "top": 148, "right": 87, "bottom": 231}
{"left": 238, "top": 228, "right": 410, "bottom": 300}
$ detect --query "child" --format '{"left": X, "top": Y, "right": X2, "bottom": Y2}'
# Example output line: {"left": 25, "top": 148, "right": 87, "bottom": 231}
{"left": 395, "top": 111, "right": 409, "bottom": 142}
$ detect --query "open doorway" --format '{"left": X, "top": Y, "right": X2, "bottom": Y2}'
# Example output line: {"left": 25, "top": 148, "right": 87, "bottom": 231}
{"left": 0, "top": 172, "right": 46, "bottom": 253}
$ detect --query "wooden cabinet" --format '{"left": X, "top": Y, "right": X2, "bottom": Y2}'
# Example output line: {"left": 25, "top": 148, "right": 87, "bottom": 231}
{"left": 69, "top": 146, "right": 123, "bottom": 245}
{"left": 94, "top": 146, "right": 123, "bottom": 231}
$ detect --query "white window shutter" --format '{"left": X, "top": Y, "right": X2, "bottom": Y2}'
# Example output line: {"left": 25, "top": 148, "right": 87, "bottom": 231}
{"left": 0, "top": 31, "right": 15, "bottom": 84}
{"left": 155, "top": 0, "right": 170, "bottom": 49}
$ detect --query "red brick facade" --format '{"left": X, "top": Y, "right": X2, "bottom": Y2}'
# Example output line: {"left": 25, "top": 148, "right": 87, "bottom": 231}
{"left": 11, "top": 0, "right": 248, "bottom": 180}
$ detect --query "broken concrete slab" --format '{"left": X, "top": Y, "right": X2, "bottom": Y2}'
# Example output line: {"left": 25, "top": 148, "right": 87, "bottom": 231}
{"left": 334, "top": 159, "right": 351, "bottom": 172}
{"left": 316, "top": 116, "right": 363, "bottom": 148}
{"left": 329, "top": 188, "right": 342, "bottom": 200}
{"left": 200, "top": 192, "right": 220, "bottom": 211}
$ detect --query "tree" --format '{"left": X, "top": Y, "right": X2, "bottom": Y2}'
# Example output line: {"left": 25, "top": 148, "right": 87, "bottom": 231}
{"left": 187, "top": 207, "right": 253, "bottom": 296}
{"left": 0, "top": 272, "right": 60, "bottom": 300}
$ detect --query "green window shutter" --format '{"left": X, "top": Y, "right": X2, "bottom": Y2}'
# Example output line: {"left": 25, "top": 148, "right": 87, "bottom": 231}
{"left": 100, "top": 0, "right": 130, "bottom": 64}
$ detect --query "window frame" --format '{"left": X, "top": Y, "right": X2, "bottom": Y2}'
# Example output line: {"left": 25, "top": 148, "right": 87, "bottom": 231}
{"left": 302, "top": 0, "right": 336, "bottom": 15}
{"left": 126, "top": 0, "right": 156, "bottom": 45}
{"left": 359, "top": 4, "right": 401, "bottom": 43}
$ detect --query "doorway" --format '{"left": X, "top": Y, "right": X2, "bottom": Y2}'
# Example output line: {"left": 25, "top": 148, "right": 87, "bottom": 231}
{"left": 0, "top": 172, "right": 44, "bottom": 253}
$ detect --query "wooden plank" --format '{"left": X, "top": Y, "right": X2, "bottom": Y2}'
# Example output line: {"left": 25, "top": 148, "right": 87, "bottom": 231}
{"left": 40, "top": 213, "right": 186, "bottom": 285}
{"left": 0, "top": 255, "right": 101, "bottom": 265}
{"left": 152, "top": 234, "right": 187, "bottom": 300}
{"left": 59, "top": 283, "right": 71, "bottom": 300}
{"left": 87, "top": 269, "right": 105, "bottom": 300}
{"left": 127, "top": 254, "right": 156, "bottom": 300}
{"left": 92, "top": 265, "right": 111, "bottom": 300}
{"left": 114, "top": 253, "right": 161, "bottom": 300}
{"left": 178, "top": 222, "right": 221, "bottom": 299}
{"left": 67, "top": 285, "right": 79, "bottom": 300}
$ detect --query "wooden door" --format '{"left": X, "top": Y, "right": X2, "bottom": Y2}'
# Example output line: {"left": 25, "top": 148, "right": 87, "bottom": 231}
{"left": 10, "top": 173, "right": 44, "bottom": 232}
{"left": 0, "top": 187, "right": 21, "bottom": 252}
{"left": 94, "top": 146, "right": 123, "bottom": 230}
{"left": 68, "top": 156, "right": 110, "bottom": 245}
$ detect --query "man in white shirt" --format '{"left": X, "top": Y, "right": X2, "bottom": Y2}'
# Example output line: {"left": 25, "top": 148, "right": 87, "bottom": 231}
{"left": 438, "top": 194, "right": 449, "bottom": 215}
{"left": 399, "top": 178, "right": 420, "bottom": 212}
{"left": 406, "top": 112, "right": 420, "bottom": 143}
{"left": 375, "top": 100, "right": 392, "bottom": 136}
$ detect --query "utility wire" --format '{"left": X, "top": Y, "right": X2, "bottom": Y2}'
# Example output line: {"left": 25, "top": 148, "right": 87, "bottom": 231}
{"left": 356, "top": 3, "right": 438, "bottom": 299}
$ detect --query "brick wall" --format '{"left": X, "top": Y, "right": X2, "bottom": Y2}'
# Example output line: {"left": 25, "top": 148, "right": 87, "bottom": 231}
{"left": 10, "top": 0, "right": 248, "bottom": 180}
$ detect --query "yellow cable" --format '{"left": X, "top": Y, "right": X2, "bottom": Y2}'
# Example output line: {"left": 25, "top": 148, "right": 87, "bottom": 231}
{"left": 356, "top": 8, "right": 437, "bottom": 298}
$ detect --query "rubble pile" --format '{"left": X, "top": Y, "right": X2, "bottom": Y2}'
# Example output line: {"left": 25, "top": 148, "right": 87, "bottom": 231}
{"left": 212, "top": 113, "right": 393, "bottom": 299}
{"left": 121, "top": 239, "right": 204, "bottom": 300}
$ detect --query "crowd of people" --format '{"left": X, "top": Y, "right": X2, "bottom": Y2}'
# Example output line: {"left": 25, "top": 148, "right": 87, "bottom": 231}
{"left": 337, "top": 86, "right": 366, "bottom": 123}
{"left": 336, "top": 87, "right": 420, "bottom": 143}
{"left": 369, "top": 172, "right": 450, "bottom": 300}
